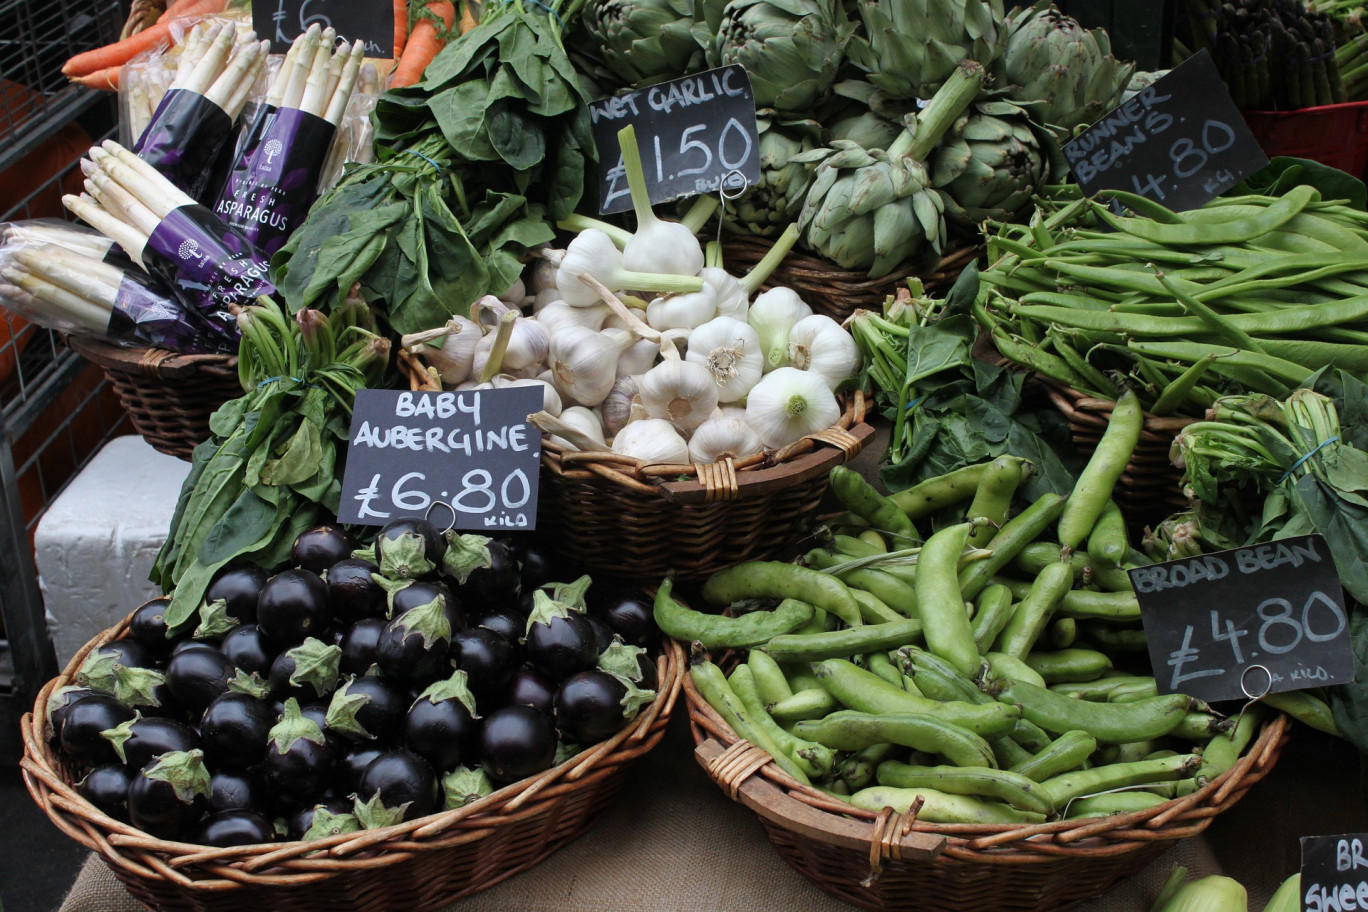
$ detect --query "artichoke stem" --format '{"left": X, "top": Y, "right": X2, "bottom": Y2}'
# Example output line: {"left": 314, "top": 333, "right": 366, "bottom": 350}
{"left": 894, "top": 60, "right": 988, "bottom": 163}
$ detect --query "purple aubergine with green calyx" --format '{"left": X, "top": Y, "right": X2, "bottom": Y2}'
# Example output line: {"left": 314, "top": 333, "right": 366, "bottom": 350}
{"left": 204, "top": 565, "right": 269, "bottom": 625}
{"left": 553, "top": 670, "right": 655, "bottom": 744}
{"left": 386, "top": 579, "right": 462, "bottom": 629}
{"left": 296, "top": 802, "right": 361, "bottom": 841}
{"left": 166, "top": 644, "right": 237, "bottom": 713}
{"left": 291, "top": 525, "right": 359, "bottom": 575}
{"left": 220, "top": 624, "right": 277, "bottom": 677}
{"left": 199, "top": 693, "right": 276, "bottom": 770}
{"left": 405, "top": 671, "right": 481, "bottom": 772}
{"left": 339, "top": 617, "right": 387, "bottom": 676}
{"left": 444, "top": 534, "right": 520, "bottom": 606}
{"left": 326, "top": 675, "right": 409, "bottom": 743}
{"left": 78, "top": 764, "right": 135, "bottom": 822}
{"left": 452, "top": 627, "right": 516, "bottom": 701}
{"left": 256, "top": 568, "right": 329, "bottom": 646}
{"left": 325, "top": 557, "right": 386, "bottom": 621}
{"left": 208, "top": 769, "right": 267, "bottom": 813}
{"left": 190, "top": 808, "right": 278, "bottom": 848}
{"left": 128, "top": 597, "right": 184, "bottom": 657}
{"left": 262, "top": 698, "right": 335, "bottom": 806}
{"left": 127, "top": 749, "right": 212, "bottom": 840}
{"left": 354, "top": 749, "right": 439, "bottom": 827}
{"left": 524, "top": 589, "right": 599, "bottom": 682}
{"left": 367, "top": 517, "right": 447, "bottom": 580}
{"left": 61, "top": 695, "right": 136, "bottom": 767}
{"left": 374, "top": 591, "right": 454, "bottom": 686}
{"left": 597, "top": 639, "right": 657, "bottom": 689}
{"left": 101, "top": 714, "right": 200, "bottom": 769}
{"left": 268, "top": 637, "right": 343, "bottom": 701}
{"left": 479, "top": 704, "right": 558, "bottom": 784}
{"left": 441, "top": 765, "right": 494, "bottom": 810}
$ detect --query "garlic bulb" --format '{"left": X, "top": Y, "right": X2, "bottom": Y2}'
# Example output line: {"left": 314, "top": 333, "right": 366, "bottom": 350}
{"left": 744, "top": 367, "right": 841, "bottom": 449}
{"left": 688, "top": 416, "right": 764, "bottom": 463}
{"left": 749, "top": 287, "right": 812, "bottom": 372}
{"left": 470, "top": 310, "right": 549, "bottom": 379}
{"left": 548, "top": 405, "right": 606, "bottom": 451}
{"left": 646, "top": 283, "right": 717, "bottom": 332}
{"left": 789, "top": 314, "right": 861, "bottom": 390}
{"left": 482, "top": 375, "right": 562, "bottom": 416}
{"left": 548, "top": 325, "right": 638, "bottom": 407}
{"left": 685, "top": 316, "right": 764, "bottom": 403}
{"left": 611, "top": 418, "right": 689, "bottom": 464}
{"left": 499, "top": 276, "right": 526, "bottom": 306}
{"left": 556, "top": 228, "right": 702, "bottom": 307}
{"left": 601, "top": 375, "right": 645, "bottom": 436}
{"left": 400, "top": 316, "right": 481, "bottom": 386}
{"left": 536, "top": 300, "right": 608, "bottom": 335}
{"left": 704, "top": 268, "right": 748, "bottom": 321}
{"left": 617, "top": 336, "right": 659, "bottom": 378}
{"left": 637, "top": 340, "right": 718, "bottom": 434}
{"left": 617, "top": 124, "right": 705, "bottom": 278}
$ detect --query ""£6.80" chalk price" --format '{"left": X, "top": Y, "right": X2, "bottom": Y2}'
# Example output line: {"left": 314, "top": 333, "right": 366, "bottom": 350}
{"left": 351, "top": 467, "right": 535, "bottom": 529}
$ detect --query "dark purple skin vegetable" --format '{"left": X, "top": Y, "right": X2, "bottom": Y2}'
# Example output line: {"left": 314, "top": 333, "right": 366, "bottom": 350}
{"left": 291, "top": 525, "right": 359, "bottom": 575}
{"left": 102, "top": 715, "right": 200, "bottom": 770}
{"left": 288, "top": 798, "right": 356, "bottom": 841}
{"left": 74, "top": 645, "right": 176, "bottom": 717}
{"left": 584, "top": 613, "right": 615, "bottom": 655}
{"left": 262, "top": 699, "right": 335, "bottom": 807}
{"left": 48, "top": 685, "right": 99, "bottom": 744}
{"left": 256, "top": 568, "right": 329, "bottom": 646}
{"left": 190, "top": 809, "right": 276, "bottom": 847}
{"left": 220, "top": 624, "right": 277, "bottom": 677}
{"left": 127, "top": 750, "right": 211, "bottom": 840}
{"left": 479, "top": 704, "right": 557, "bottom": 784}
{"left": 553, "top": 670, "right": 654, "bottom": 745}
{"left": 470, "top": 608, "right": 524, "bottom": 645}
{"left": 87, "top": 639, "right": 153, "bottom": 672}
{"left": 404, "top": 673, "right": 481, "bottom": 772}
{"left": 451, "top": 627, "right": 516, "bottom": 701}
{"left": 509, "top": 536, "right": 564, "bottom": 591}
{"left": 593, "top": 592, "right": 656, "bottom": 648}
{"left": 596, "top": 639, "right": 657, "bottom": 690}
{"left": 325, "top": 557, "right": 386, "bottom": 621}
{"left": 457, "top": 539, "right": 521, "bottom": 607}
{"left": 78, "top": 764, "right": 134, "bottom": 822}
{"left": 373, "top": 517, "right": 447, "bottom": 580}
{"left": 171, "top": 638, "right": 214, "bottom": 658}
{"left": 338, "top": 745, "right": 386, "bottom": 792}
{"left": 199, "top": 693, "right": 276, "bottom": 770}
{"left": 325, "top": 676, "right": 408, "bottom": 743}
{"left": 268, "top": 638, "right": 343, "bottom": 702}
{"left": 165, "top": 644, "right": 236, "bottom": 713}
{"left": 128, "top": 597, "right": 184, "bottom": 657}
{"left": 524, "top": 592, "right": 599, "bottom": 682}
{"left": 355, "top": 749, "right": 438, "bottom": 826}
{"left": 339, "top": 617, "right": 386, "bottom": 676}
{"left": 374, "top": 596, "right": 454, "bottom": 687}
{"left": 208, "top": 769, "right": 267, "bottom": 814}
{"left": 204, "top": 565, "right": 269, "bottom": 625}
{"left": 60, "top": 694, "right": 135, "bottom": 767}
{"left": 504, "top": 668, "right": 556, "bottom": 716}
{"left": 390, "top": 580, "right": 463, "bottom": 630}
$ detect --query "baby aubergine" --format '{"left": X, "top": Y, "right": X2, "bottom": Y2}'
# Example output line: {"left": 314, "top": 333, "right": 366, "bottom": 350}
{"left": 479, "top": 704, "right": 557, "bottom": 784}
{"left": 292, "top": 525, "right": 359, "bottom": 575}
{"left": 524, "top": 590, "right": 598, "bottom": 683}
{"left": 127, "top": 749, "right": 211, "bottom": 840}
{"left": 261, "top": 699, "right": 336, "bottom": 807}
{"left": 405, "top": 672, "right": 481, "bottom": 772}
{"left": 553, "top": 670, "right": 655, "bottom": 745}
{"left": 199, "top": 693, "right": 276, "bottom": 771}
{"left": 354, "top": 749, "right": 439, "bottom": 826}
{"left": 256, "top": 568, "right": 329, "bottom": 646}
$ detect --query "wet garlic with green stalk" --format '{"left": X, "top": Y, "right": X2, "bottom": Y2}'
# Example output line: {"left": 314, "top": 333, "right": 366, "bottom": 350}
{"left": 744, "top": 366, "right": 840, "bottom": 448}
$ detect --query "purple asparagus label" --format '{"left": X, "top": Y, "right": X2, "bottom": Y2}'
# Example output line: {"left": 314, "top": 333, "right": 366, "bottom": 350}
{"left": 145, "top": 204, "right": 275, "bottom": 335}
{"left": 134, "top": 88, "right": 236, "bottom": 203}
{"left": 212, "top": 105, "right": 336, "bottom": 257}
{"left": 105, "top": 272, "right": 238, "bottom": 354}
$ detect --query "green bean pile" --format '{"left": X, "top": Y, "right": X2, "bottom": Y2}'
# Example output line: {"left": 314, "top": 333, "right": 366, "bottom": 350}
{"left": 663, "top": 407, "right": 1336, "bottom": 823}
{"left": 978, "top": 185, "right": 1368, "bottom": 418}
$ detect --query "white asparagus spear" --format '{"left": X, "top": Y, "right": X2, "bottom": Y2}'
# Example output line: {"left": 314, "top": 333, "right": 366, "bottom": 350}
{"left": 171, "top": 23, "right": 208, "bottom": 88}
{"left": 321, "top": 43, "right": 346, "bottom": 112}
{"left": 100, "top": 141, "right": 198, "bottom": 212}
{"left": 84, "top": 174, "right": 162, "bottom": 240}
{"left": 3, "top": 223, "right": 114, "bottom": 258}
{"left": 204, "top": 36, "right": 263, "bottom": 110}
{"left": 14, "top": 247, "right": 126, "bottom": 309}
{"left": 62, "top": 194, "right": 149, "bottom": 266}
{"left": 2, "top": 266, "right": 115, "bottom": 332}
{"left": 264, "top": 28, "right": 307, "bottom": 107}
{"left": 324, "top": 41, "right": 366, "bottom": 125}
{"left": 298, "top": 30, "right": 337, "bottom": 115}
{"left": 225, "top": 43, "right": 269, "bottom": 119}
{"left": 280, "top": 25, "right": 324, "bottom": 110}
{"left": 183, "top": 22, "right": 235, "bottom": 95}
{"left": 129, "top": 70, "right": 153, "bottom": 141}
{"left": 170, "top": 22, "right": 221, "bottom": 91}
{"left": 357, "top": 59, "right": 380, "bottom": 96}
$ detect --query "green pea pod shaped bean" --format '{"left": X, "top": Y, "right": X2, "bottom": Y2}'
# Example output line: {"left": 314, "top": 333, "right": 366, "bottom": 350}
{"left": 959, "top": 494, "right": 1068, "bottom": 602}
{"left": 989, "top": 679, "right": 1195, "bottom": 743}
{"left": 689, "top": 659, "right": 811, "bottom": 786}
{"left": 915, "top": 522, "right": 980, "bottom": 678}
{"left": 964, "top": 456, "right": 1029, "bottom": 549}
{"left": 1048, "top": 618, "right": 1078, "bottom": 649}
{"left": 889, "top": 463, "right": 990, "bottom": 519}
{"left": 1063, "top": 790, "right": 1168, "bottom": 818}
{"left": 1057, "top": 389, "right": 1144, "bottom": 551}
{"left": 1086, "top": 499, "right": 1128, "bottom": 569}
{"left": 764, "top": 618, "right": 924, "bottom": 664}
{"left": 1008, "top": 730, "right": 1097, "bottom": 782}
{"left": 1077, "top": 621, "right": 1148, "bottom": 650}
{"left": 875, "top": 761, "right": 1055, "bottom": 816}
{"left": 1039, "top": 753, "right": 1200, "bottom": 810}
{"left": 840, "top": 568, "right": 920, "bottom": 619}
{"left": 811, "top": 658, "right": 1020, "bottom": 736}
{"left": 840, "top": 742, "right": 899, "bottom": 791}
{"left": 832, "top": 534, "right": 885, "bottom": 558}
{"left": 747, "top": 650, "right": 794, "bottom": 706}
{"left": 1023, "top": 648, "right": 1113, "bottom": 684}
{"left": 895, "top": 646, "right": 1053, "bottom": 753}
{"left": 990, "top": 733, "right": 1035, "bottom": 768}
{"left": 848, "top": 785, "right": 1045, "bottom": 824}
{"left": 1169, "top": 712, "right": 1233, "bottom": 743}
{"left": 866, "top": 651, "right": 907, "bottom": 690}
{"left": 983, "top": 652, "right": 1048, "bottom": 689}
{"left": 729, "top": 664, "right": 836, "bottom": 779}
{"left": 852, "top": 588, "right": 905, "bottom": 625}
{"left": 994, "top": 560, "right": 1076, "bottom": 660}
{"left": 987, "top": 584, "right": 1139, "bottom": 622}
{"left": 971, "top": 585, "right": 1015, "bottom": 656}
{"left": 703, "top": 561, "right": 863, "bottom": 628}
{"left": 794, "top": 711, "right": 996, "bottom": 768}
{"left": 654, "top": 577, "right": 814, "bottom": 649}
{"left": 1264, "top": 689, "right": 1340, "bottom": 736}
{"left": 1013, "top": 542, "right": 1091, "bottom": 578}
{"left": 1196, "top": 704, "right": 1264, "bottom": 783}
{"left": 769, "top": 687, "right": 841, "bottom": 722}
{"left": 828, "top": 466, "right": 921, "bottom": 549}
{"left": 1051, "top": 675, "right": 1157, "bottom": 701}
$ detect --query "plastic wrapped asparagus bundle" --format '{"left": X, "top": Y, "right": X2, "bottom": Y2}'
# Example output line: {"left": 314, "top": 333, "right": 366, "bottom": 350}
{"left": 209, "top": 25, "right": 366, "bottom": 256}
{"left": 132, "top": 22, "right": 270, "bottom": 200}
{"left": 0, "top": 236, "right": 236, "bottom": 354}
{"left": 63, "top": 140, "right": 275, "bottom": 339}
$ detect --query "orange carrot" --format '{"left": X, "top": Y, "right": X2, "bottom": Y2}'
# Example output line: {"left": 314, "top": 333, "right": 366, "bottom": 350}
{"left": 458, "top": 3, "right": 477, "bottom": 34}
{"left": 70, "top": 65, "right": 123, "bottom": 91}
{"left": 62, "top": 0, "right": 223, "bottom": 78}
{"left": 388, "top": 0, "right": 454, "bottom": 88}
{"left": 394, "top": 0, "right": 409, "bottom": 61}
{"left": 155, "top": 0, "right": 223, "bottom": 24}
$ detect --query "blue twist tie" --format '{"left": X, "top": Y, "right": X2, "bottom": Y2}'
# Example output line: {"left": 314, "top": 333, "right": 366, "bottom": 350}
{"left": 1278, "top": 435, "right": 1339, "bottom": 484}
{"left": 903, "top": 396, "right": 925, "bottom": 413}
{"left": 403, "top": 149, "right": 444, "bottom": 172}
{"left": 501, "top": 0, "right": 563, "bottom": 26}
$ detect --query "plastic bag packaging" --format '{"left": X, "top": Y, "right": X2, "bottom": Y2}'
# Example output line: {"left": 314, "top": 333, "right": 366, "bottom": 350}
{"left": 317, "top": 61, "right": 380, "bottom": 192}
{"left": 0, "top": 231, "right": 237, "bottom": 354}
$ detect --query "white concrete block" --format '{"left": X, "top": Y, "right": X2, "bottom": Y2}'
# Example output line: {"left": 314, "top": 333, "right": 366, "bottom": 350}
{"left": 35, "top": 435, "right": 192, "bottom": 665}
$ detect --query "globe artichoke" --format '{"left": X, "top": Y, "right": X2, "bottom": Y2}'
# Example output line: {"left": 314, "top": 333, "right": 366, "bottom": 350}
{"left": 846, "top": 0, "right": 1006, "bottom": 101}
{"left": 931, "top": 93, "right": 1062, "bottom": 231}
{"left": 709, "top": 0, "right": 855, "bottom": 114}
{"left": 794, "top": 61, "right": 987, "bottom": 277}
{"left": 1002, "top": 2, "right": 1137, "bottom": 133}
{"left": 725, "top": 112, "right": 823, "bottom": 238}
{"left": 579, "top": 0, "right": 712, "bottom": 89}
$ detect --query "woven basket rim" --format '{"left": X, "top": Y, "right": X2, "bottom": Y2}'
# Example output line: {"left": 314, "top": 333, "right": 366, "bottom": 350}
{"left": 717, "top": 232, "right": 982, "bottom": 291}
{"left": 66, "top": 333, "right": 240, "bottom": 379}
{"left": 20, "top": 606, "right": 684, "bottom": 891}
{"left": 675, "top": 639, "right": 1289, "bottom": 862}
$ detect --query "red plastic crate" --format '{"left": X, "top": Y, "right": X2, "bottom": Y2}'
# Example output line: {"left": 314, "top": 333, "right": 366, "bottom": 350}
{"left": 1242, "top": 100, "right": 1368, "bottom": 179}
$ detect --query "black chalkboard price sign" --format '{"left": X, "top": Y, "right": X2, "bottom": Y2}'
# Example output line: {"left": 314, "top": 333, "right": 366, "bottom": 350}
{"left": 1129, "top": 534, "right": 1354, "bottom": 704}
{"left": 252, "top": 0, "right": 394, "bottom": 57}
{"left": 590, "top": 64, "right": 761, "bottom": 215}
{"left": 1302, "top": 833, "right": 1368, "bottom": 912}
{"left": 336, "top": 387, "right": 542, "bottom": 530}
{"left": 1063, "top": 48, "right": 1268, "bottom": 211}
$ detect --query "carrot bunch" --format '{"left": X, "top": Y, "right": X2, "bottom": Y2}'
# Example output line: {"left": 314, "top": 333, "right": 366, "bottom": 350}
{"left": 390, "top": 0, "right": 460, "bottom": 88}
{"left": 63, "top": 0, "right": 229, "bottom": 90}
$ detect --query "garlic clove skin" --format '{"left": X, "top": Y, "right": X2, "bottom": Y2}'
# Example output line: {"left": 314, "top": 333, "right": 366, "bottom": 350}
{"left": 749, "top": 287, "right": 813, "bottom": 373}
{"left": 623, "top": 219, "right": 704, "bottom": 278}
{"left": 529, "top": 251, "right": 562, "bottom": 294}
{"left": 788, "top": 314, "right": 861, "bottom": 391}
{"left": 616, "top": 336, "right": 659, "bottom": 379}
{"left": 744, "top": 367, "right": 841, "bottom": 449}
{"left": 557, "top": 230, "right": 625, "bottom": 307}
{"left": 482, "top": 375, "right": 563, "bottom": 417}
{"left": 688, "top": 416, "right": 764, "bottom": 463}
{"left": 611, "top": 418, "right": 690, "bottom": 464}
{"left": 400, "top": 316, "right": 481, "bottom": 387}
{"left": 601, "top": 375, "right": 643, "bottom": 436}
{"left": 705, "top": 268, "right": 748, "bottom": 321}
{"left": 532, "top": 287, "right": 563, "bottom": 311}
{"left": 536, "top": 300, "right": 609, "bottom": 336}
{"left": 645, "top": 283, "right": 718, "bottom": 332}
{"left": 637, "top": 357, "right": 719, "bottom": 435}
{"left": 685, "top": 316, "right": 764, "bottom": 404}
{"left": 548, "top": 405, "right": 606, "bottom": 451}
{"left": 471, "top": 315, "right": 550, "bottom": 376}
{"left": 499, "top": 276, "right": 526, "bottom": 306}
{"left": 548, "top": 324, "right": 632, "bottom": 407}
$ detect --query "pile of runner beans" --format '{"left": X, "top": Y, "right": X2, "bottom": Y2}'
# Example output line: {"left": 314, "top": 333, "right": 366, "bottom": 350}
{"left": 661, "top": 394, "right": 1338, "bottom": 821}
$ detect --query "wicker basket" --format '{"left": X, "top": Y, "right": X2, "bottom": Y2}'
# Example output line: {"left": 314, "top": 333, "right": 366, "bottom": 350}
{"left": 65, "top": 335, "right": 241, "bottom": 461}
{"left": 718, "top": 234, "right": 981, "bottom": 321}
{"left": 1042, "top": 383, "right": 1196, "bottom": 524}
{"left": 681, "top": 641, "right": 1290, "bottom": 912}
{"left": 21, "top": 612, "right": 684, "bottom": 912}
